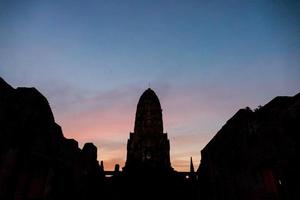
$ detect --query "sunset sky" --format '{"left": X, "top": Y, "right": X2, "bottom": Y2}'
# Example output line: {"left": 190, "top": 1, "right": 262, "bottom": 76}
{"left": 1, "top": 0, "right": 299, "bottom": 171}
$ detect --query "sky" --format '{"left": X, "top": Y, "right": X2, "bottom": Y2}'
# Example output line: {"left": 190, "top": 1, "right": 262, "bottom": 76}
{"left": 1, "top": 0, "right": 299, "bottom": 171}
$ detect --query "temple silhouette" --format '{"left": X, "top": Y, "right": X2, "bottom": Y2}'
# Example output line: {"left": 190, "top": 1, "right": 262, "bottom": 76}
{"left": 0, "top": 77, "right": 299, "bottom": 200}
{"left": 124, "top": 88, "right": 172, "bottom": 174}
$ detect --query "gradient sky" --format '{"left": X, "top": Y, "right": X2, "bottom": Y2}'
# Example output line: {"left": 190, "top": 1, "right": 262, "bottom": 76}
{"left": 1, "top": 0, "right": 299, "bottom": 171}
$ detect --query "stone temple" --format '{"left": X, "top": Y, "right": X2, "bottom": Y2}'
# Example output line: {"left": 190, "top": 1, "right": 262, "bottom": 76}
{"left": 124, "top": 88, "right": 172, "bottom": 174}
{"left": 1, "top": 77, "right": 299, "bottom": 200}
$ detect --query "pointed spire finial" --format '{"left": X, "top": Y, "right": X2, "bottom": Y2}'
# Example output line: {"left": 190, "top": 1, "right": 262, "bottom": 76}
{"left": 100, "top": 160, "right": 104, "bottom": 171}
{"left": 190, "top": 157, "right": 195, "bottom": 173}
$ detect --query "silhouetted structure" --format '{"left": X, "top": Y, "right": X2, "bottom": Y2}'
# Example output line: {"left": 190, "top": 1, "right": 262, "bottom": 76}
{"left": 1, "top": 77, "right": 299, "bottom": 200}
{"left": 124, "top": 88, "right": 172, "bottom": 174}
{"left": 0, "top": 78, "right": 104, "bottom": 200}
{"left": 197, "top": 93, "right": 300, "bottom": 200}
{"left": 190, "top": 157, "right": 195, "bottom": 173}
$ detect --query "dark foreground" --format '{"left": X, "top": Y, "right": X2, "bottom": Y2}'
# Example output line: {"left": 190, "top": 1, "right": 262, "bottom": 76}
{"left": 0, "top": 77, "right": 299, "bottom": 200}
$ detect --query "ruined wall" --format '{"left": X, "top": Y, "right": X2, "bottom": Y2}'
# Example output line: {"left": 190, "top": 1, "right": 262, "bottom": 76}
{"left": 0, "top": 78, "right": 104, "bottom": 200}
{"left": 197, "top": 93, "right": 300, "bottom": 200}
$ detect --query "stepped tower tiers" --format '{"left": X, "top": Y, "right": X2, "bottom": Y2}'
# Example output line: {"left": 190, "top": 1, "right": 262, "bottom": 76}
{"left": 124, "top": 88, "right": 172, "bottom": 174}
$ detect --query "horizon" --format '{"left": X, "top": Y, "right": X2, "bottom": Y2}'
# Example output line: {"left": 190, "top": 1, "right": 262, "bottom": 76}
{"left": 1, "top": 78, "right": 299, "bottom": 172}
{"left": 1, "top": 0, "right": 299, "bottom": 171}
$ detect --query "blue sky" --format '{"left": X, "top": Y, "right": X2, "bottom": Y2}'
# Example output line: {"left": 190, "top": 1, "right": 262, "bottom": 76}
{"left": 1, "top": 0, "right": 299, "bottom": 170}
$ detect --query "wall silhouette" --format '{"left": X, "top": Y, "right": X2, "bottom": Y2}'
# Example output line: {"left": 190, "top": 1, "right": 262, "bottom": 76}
{"left": 0, "top": 77, "right": 104, "bottom": 200}
{"left": 197, "top": 93, "right": 300, "bottom": 200}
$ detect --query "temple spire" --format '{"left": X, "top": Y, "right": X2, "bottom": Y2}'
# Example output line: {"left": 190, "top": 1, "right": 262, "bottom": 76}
{"left": 134, "top": 88, "right": 163, "bottom": 134}
{"left": 125, "top": 88, "right": 172, "bottom": 173}
{"left": 190, "top": 157, "right": 195, "bottom": 173}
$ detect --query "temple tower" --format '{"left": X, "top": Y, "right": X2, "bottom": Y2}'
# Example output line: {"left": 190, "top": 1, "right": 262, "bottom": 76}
{"left": 124, "top": 88, "right": 172, "bottom": 174}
